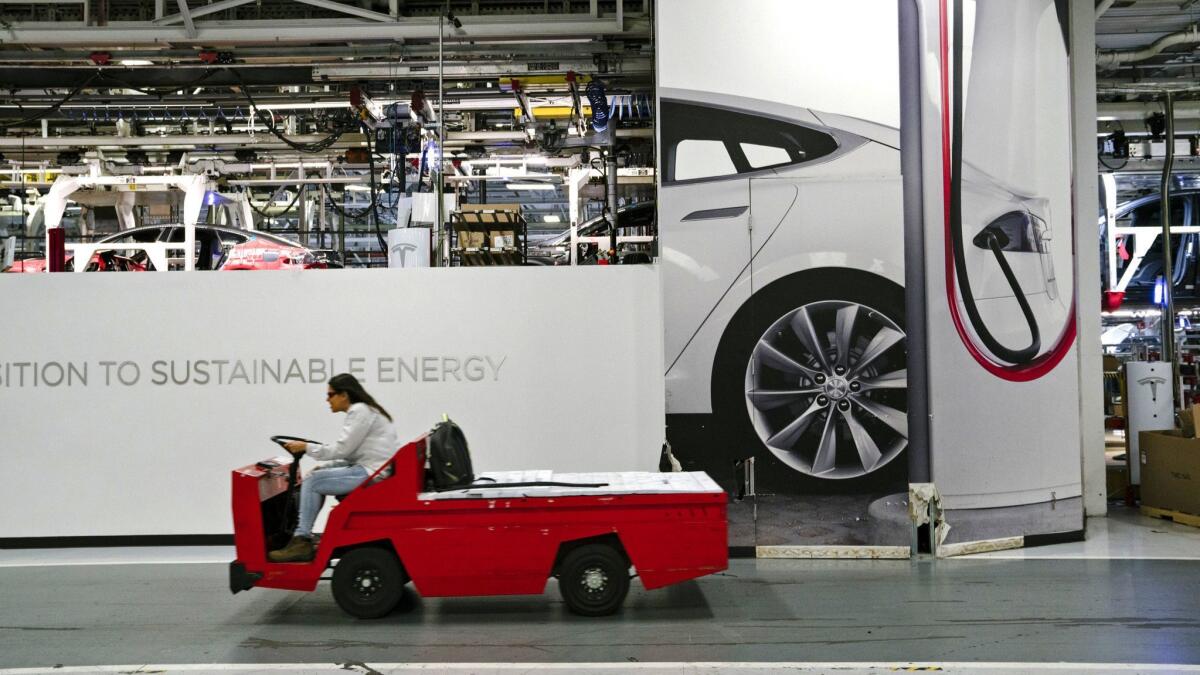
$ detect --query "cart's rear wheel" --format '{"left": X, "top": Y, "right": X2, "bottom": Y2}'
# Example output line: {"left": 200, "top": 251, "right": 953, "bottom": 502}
{"left": 558, "top": 543, "right": 630, "bottom": 617}
{"left": 331, "top": 547, "right": 407, "bottom": 619}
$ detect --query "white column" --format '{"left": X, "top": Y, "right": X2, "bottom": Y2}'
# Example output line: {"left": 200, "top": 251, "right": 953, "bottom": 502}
{"left": 1072, "top": 0, "right": 1106, "bottom": 517}
{"left": 181, "top": 176, "right": 206, "bottom": 272}
{"left": 41, "top": 176, "right": 82, "bottom": 254}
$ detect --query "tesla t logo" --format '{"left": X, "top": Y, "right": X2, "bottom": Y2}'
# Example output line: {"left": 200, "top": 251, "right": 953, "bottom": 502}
{"left": 1137, "top": 376, "right": 1167, "bottom": 402}
{"left": 391, "top": 242, "right": 419, "bottom": 267}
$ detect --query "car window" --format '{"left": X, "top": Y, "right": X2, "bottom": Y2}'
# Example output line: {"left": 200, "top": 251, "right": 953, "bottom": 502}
{"left": 1130, "top": 196, "right": 1187, "bottom": 228}
{"left": 621, "top": 205, "right": 656, "bottom": 229}
{"left": 1116, "top": 196, "right": 1192, "bottom": 289}
{"left": 1125, "top": 234, "right": 1186, "bottom": 288}
{"left": 675, "top": 140, "right": 737, "bottom": 181}
{"left": 740, "top": 142, "right": 792, "bottom": 168}
{"left": 99, "top": 229, "right": 160, "bottom": 245}
{"left": 219, "top": 230, "right": 249, "bottom": 245}
{"left": 661, "top": 100, "right": 838, "bottom": 183}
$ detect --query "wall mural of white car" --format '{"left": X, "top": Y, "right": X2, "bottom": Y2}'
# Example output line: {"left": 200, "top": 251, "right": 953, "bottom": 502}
{"left": 658, "top": 88, "right": 909, "bottom": 486}
{"left": 659, "top": 87, "right": 1070, "bottom": 487}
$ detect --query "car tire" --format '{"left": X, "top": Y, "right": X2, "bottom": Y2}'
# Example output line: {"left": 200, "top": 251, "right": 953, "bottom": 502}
{"left": 557, "top": 543, "right": 631, "bottom": 617}
{"left": 712, "top": 270, "right": 909, "bottom": 491}
{"left": 331, "top": 547, "right": 408, "bottom": 619}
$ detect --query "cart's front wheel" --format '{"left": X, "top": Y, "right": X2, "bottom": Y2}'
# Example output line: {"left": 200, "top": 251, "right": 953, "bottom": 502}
{"left": 558, "top": 543, "right": 630, "bottom": 617}
{"left": 331, "top": 547, "right": 407, "bottom": 619}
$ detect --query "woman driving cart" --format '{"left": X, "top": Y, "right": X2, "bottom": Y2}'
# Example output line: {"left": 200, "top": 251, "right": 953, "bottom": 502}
{"left": 269, "top": 373, "right": 399, "bottom": 563}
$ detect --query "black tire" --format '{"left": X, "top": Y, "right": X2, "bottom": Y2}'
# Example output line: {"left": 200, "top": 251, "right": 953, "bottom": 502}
{"left": 331, "top": 547, "right": 408, "bottom": 619}
{"left": 712, "top": 270, "right": 909, "bottom": 493}
{"left": 557, "top": 543, "right": 630, "bottom": 617}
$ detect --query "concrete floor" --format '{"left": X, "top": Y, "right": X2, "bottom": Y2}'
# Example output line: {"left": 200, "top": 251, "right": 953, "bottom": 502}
{"left": 2, "top": 559, "right": 1199, "bottom": 669}
{"left": 2, "top": 507, "right": 1198, "bottom": 673}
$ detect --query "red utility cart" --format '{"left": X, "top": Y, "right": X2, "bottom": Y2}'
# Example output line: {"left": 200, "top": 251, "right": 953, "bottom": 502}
{"left": 230, "top": 434, "right": 728, "bottom": 618}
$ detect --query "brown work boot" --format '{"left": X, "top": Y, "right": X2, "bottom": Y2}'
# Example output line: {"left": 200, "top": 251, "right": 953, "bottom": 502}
{"left": 268, "top": 536, "right": 315, "bottom": 563}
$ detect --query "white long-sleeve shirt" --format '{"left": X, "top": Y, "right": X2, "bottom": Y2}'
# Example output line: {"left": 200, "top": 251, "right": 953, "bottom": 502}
{"left": 304, "top": 402, "right": 399, "bottom": 476}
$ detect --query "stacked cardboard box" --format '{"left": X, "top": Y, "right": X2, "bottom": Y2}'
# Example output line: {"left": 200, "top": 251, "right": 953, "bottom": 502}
{"left": 1138, "top": 428, "right": 1200, "bottom": 517}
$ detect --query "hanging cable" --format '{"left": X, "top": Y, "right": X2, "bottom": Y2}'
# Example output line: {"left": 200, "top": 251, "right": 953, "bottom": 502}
{"left": 948, "top": 0, "right": 1040, "bottom": 364}
{"left": 361, "top": 120, "right": 389, "bottom": 255}
{"left": 244, "top": 187, "right": 302, "bottom": 221}
{"left": 0, "top": 72, "right": 99, "bottom": 129}
{"left": 226, "top": 68, "right": 353, "bottom": 154}
{"left": 94, "top": 69, "right": 220, "bottom": 99}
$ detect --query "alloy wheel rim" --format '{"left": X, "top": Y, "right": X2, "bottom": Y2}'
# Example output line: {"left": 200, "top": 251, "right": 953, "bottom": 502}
{"left": 745, "top": 300, "right": 908, "bottom": 479}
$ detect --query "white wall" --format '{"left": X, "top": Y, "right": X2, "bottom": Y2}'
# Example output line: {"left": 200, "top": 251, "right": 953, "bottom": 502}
{"left": 0, "top": 267, "right": 666, "bottom": 538}
{"left": 657, "top": 0, "right": 900, "bottom": 127}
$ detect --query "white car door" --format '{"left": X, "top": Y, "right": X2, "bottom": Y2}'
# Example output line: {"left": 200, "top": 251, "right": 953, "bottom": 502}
{"left": 659, "top": 100, "right": 754, "bottom": 370}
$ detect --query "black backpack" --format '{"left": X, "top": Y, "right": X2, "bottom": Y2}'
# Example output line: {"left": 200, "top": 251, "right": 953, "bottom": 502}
{"left": 427, "top": 417, "right": 474, "bottom": 490}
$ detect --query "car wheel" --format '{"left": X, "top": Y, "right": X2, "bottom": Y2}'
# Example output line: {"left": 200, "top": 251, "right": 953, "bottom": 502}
{"left": 713, "top": 272, "right": 908, "bottom": 486}
{"left": 331, "top": 547, "right": 408, "bottom": 619}
{"left": 557, "top": 543, "right": 630, "bottom": 617}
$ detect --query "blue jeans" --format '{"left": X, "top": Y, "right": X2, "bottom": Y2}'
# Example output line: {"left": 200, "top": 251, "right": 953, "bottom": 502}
{"left": 294, "top": 465, "right": 369, "bottom": 538}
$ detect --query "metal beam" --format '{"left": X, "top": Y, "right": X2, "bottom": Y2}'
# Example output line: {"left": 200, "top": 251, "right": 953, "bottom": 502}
{"left": 154, "top": 0, "right": 256, "bottom": 26}
{"left": 0, "top": 16, "right": 649, "bottom": 46}
{"left": 174, "top": 0, "right": 196, "bottom": 38}
{"left": 0, "top": 41, "right": 625, "bottom": 62}
{"left": 0, "top": 133, "right": 365, "bottom": 148}
{"left": 315, "top": 57, "right": 652, "bottom": 80}
{"left": 227, "top": 177, "right": 368, "bottom": 185}
{"left": 1098, "top": 100, "right": 1200, "bottom": 121}
{"left": 293, "top": 0, "right": 396, "bottom": 22}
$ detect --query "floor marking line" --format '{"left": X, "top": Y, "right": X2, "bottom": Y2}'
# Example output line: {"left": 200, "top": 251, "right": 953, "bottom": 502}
{"left": 950, "top": 555, "right": 1200, "bottom": 561}
{"left": 0, "top": 559, "right": 230, "bottom": 568}
{"left": 3, "top": 662, "right": 1200, "bottom": 674}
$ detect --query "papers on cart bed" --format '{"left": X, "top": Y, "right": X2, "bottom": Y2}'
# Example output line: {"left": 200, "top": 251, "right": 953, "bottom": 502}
{"left": 418, "top": 470, "right": 723, "bottom": 500}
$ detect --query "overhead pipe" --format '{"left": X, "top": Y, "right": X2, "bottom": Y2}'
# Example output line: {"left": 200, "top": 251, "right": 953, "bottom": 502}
{"left": 1096, "top": 24, "right": 1200, "bottom": 68}
{"left": 1099, "top": 101, "right": 1200, "bottom": 119}
{"left": 0, "top": 16, "right": 649, "bottom": 47}
{"left": 1160, "top": 90, "right": 1180, "bottom": 406}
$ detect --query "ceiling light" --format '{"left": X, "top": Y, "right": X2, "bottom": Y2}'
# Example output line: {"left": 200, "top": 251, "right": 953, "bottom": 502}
{"left": 505, "top": 182, "right": 557, "bottom": 191}
{"left": 119, "top": 59, "right": 154, "bottom": 66}
{"left": 345, "top": 184, "right": 373, "bottom": 192}
{"left": 543, "top": 214, "right": 562, "bottom": 223}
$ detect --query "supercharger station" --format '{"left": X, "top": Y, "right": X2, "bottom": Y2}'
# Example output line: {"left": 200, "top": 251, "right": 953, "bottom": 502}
{"left": 902, "top": 0, "right": 1083, "bottom": 545}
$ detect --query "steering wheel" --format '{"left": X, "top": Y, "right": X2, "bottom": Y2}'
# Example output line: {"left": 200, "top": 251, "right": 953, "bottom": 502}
{"left": 271, "top": 435, "right": 319, "bottom": 496}
{"left": 270, "top": 434, "right": 319, "bottom": 451}
{"left": 270, "top": 436, "right": 317, "bottom": 477}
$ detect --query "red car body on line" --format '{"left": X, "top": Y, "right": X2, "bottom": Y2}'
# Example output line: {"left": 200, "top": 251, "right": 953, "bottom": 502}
{"left": 219, "top": 241, "right": 325, "bottom": 271}
{"left": 4, "top": 225, "right": 327, "bottom": 273}
{"left": 230, "top": 434, "right": 728, "bottom": 616}
{"left": 6, "top": 252, "right": 147, "bottom": 273}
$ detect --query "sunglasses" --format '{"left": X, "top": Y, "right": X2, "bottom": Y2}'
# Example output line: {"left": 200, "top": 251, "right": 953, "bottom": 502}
{"left": 326, "top": 391, "right": 341, "bottom": 400}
